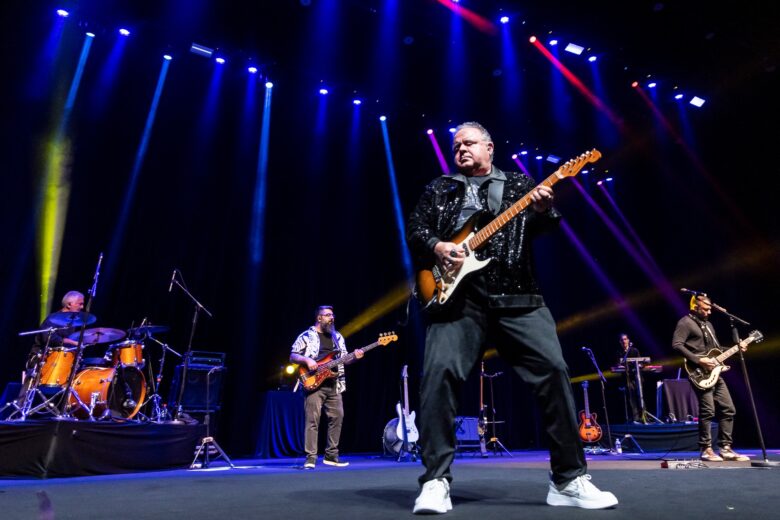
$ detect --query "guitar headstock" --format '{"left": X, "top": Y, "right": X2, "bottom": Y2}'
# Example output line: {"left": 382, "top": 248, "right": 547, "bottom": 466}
{"left": 401, "top": 364, "right": 408, "bottom": 378}
{"left": 378, "top": 331, "right": 398, "bottom": 346}
{"left": 556, "top": 149, "right": 602, "bottom": 179}
{"left": 581, "top": 380, "right": 589, "bottom": 389}
{"left": 747, "top": 330, "right": 764, "bottom": 344}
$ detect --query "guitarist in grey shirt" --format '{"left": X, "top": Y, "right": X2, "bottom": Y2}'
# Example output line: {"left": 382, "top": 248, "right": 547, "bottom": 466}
{"left": 672, "top": 294, "right": 748, "bottom": 462}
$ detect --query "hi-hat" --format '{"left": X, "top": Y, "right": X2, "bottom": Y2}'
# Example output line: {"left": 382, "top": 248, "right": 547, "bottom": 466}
{"left": 128, "top": 324, "right": 170, "bottom": 337}
{"left": 48, "top": 311, "right": 97, "bottom": 328}
{"left": 69, "top": 327, "right": 126, "bottom": 344}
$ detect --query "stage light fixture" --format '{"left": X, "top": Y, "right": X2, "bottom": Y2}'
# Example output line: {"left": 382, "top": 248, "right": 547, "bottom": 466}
{"left": 448, "top": 127, "right": 456, "bottom": 134}
{"left": 648, "top": 82, "right": 657, "bottom": 88}
{"left": 597, "top": 180, "right": 604, "bottom": 186}
{"left": 284, "top": 365, "right": 295, "bottom": 375}
{"left": 529, "top": 36, "right": 537, "bottom": 43}
{"left": 56, "top": 9, "right": 69, "bottom": 17}
{"left": 606, "top": 177, "right": 613, "bottom": 182}
{"left": 119, "top": 28, "right": 130, "bottom": 36}
{"left": 86, "top": 32, "right": 95, "bottom": 38}
{"left": 215, "top": 57, "right": 225, "bottom": 64}
{"left": 546, "top": 154, "right": 561, "bottom": 164}
{"left": 426, "top": 129, "right": 434, "bottom": 135}
{"left": 520, "top": 150, "right": 528, "bottom": 155}
{"left": 535, "top": 155, "right": 543, "bottom": 160}
{"left": 352, "top": 99, "right": 362, "bottom": 105}
{"left": 379, "top": 115, "right": 387, "bottom": 121}
{"left": 265, "top": 81, "right": 274, "bottom": 88}
{"left": 190, "top": 43, "right": 213, "bottom": 58}
{"left": 674, "top": 93, "right": 684, "bottom": 100}
{"left": 163, "top": 54, "right": 172, "bottom": 61}
{"left": 319, "top": 88, "right": 328, "bottom": 95}
{"left": 588, "top": 56, "right": 597, "bottom": 62}
{"left": 500, "top": 16, "right": 509, "bottom": 24}
{"left": 631, "top": 81, "right": 639, "bottom": 88}
{"left": 689, "top": 96, "right": 705, "bottom": 107}
{"left": 564, "top": 43, "right": 584, "bottom": 55}
{"left": 549, "top": 39, "right": 558, "bottom": 46}
{"left": 248, "top": 66, "right": 258, "bottom": 74}
{"left": 512, "top": 154, "right": 518, "bottom": 159}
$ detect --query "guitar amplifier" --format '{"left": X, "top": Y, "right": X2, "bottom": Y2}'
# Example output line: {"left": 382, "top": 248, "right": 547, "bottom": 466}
{"left": 186, "top": 351, "right": 225, "bottom": 367}
{"left": 168, "top": 364, "right": 226, "bottom": 412}
{"left": 454, "top": 416, "right": 481, "bottom": 447}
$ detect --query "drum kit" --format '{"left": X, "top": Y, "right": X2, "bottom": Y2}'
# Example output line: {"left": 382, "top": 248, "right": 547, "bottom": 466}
{"left": 4, "top": 311, "right": 181, "bottom": 422}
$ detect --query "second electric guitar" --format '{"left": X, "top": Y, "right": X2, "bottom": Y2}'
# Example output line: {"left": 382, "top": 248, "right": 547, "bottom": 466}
{"left": 394, "top": 365, "right": 419, "bottom": 445}
{"left": 415, "top": 150, "right": 601, "bottom": 312}
{"left": 578, "top": 381, "right": 602, "bottom": 443}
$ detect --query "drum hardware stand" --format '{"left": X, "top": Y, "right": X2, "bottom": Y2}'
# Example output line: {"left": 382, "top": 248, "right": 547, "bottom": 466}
{"left": 191, "top": 367, "right": 233, "bottom": 469}
{"left": 582, "top": 347, "right": 614, "bottom": 454}
{"left": 632, "top": 357, "right": 662, "bottom": 425}
{"left": 705, "top": 296, "right": 780, "bottom": 468}
{"left": 169, "top": 269, "right": 213, "bottom": 423}
{"left": 1, "top": 328, "right": 61, "bottom": 420}
{"left": 482, "top": 367, "right": 511, "bottom": 456}
{"left": 140, "top": 334, "right": 181, "bottom": 422}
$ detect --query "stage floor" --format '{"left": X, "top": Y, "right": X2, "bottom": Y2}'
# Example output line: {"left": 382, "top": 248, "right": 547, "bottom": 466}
{"left": 1, "top": 450, "right": 779, "bottom": 519}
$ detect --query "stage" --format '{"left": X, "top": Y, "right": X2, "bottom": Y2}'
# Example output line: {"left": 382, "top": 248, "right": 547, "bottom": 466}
{"left": 1, "top": 450, "right": 778, "bottom": 519}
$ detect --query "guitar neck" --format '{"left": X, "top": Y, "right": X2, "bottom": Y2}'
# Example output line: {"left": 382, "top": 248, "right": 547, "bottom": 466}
{"left": 715, "top": 345, "right": 739, "bottom": 364}
{"left": 582, "top": 382, "right": 591, "bottom": 418}
{"left": 468, "top": 171, "right": 562, "bottom": 251}
{"left": 319, "top": 340, "right": 380, "bottom": 372}
{"left": 402, "top": 370, "right": 410, "bottom": 415}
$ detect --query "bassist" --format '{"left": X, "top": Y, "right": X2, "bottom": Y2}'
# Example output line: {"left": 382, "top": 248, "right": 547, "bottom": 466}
{"left": 672, "top": 294, "right": 748, "bottom": 462}
{"left": 290, "top": 306, "right": 364, "bottom": 469}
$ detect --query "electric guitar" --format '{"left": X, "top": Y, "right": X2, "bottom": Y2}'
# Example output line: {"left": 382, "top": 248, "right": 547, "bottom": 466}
{"left": 297, "top": 332, "right": 397, "bottom": 391}
{"left": 578, "top": 381, "right": 602, "bottom": 443}
{"left": 684, "top": 330, "right": 763, "bottom": 390}
{"left": 415, "top": 149, "right": 601, "bottom": 312}
{"left": 395, "top": 365, "right": 419, "bottom": 444}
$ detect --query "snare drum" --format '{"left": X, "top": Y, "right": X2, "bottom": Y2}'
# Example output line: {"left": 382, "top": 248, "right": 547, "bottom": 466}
{"left": 39, "top": 348, "right": 76, "bottom": 387}
{"left": 109, "top": 340, "right": 145, "bottom": 368}
{"left": 68, "top": 366, "right": 146, "bottom": 419}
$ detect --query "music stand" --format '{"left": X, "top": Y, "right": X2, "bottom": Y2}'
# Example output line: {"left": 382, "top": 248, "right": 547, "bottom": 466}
{"left": 191, "top": 366, "right": 234, "bottom": 469}
{"left": 482, "top": 368, "right": 511, "bottom": 456}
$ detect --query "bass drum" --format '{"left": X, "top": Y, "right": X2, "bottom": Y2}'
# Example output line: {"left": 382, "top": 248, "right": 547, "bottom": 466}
{"left": 383, "top": 418, "right": 402, "bottom": 455}
{"left": 69, "top": 366, "right": 146, "bottom": 419}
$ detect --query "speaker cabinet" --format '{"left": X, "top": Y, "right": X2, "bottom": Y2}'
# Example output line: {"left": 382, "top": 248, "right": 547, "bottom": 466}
{"left": 168, "top": 364, "right": 225, "bottom": 412}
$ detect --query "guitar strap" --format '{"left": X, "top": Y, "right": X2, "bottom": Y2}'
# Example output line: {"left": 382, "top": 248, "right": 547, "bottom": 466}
{"left": 689, "top": 314, "right": 720, "bottom": 348}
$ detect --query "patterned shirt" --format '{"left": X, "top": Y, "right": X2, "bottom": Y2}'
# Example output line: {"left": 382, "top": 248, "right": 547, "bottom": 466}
{"left": 290, "top": 326, "right": 348, "bottom": 393}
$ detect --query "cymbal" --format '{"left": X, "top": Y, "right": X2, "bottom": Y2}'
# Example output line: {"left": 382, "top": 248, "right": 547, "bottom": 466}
{"left": 69, "top": 327, "right": 126, "bottom": 344}
{"left": 127, "top": 324, "right": 170, "bottom": 337}
{"left": 48, "top": 311, "right": 97, "bottom": 328}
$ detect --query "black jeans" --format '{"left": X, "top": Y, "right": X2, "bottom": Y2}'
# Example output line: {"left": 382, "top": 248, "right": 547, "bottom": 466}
{"left": 419, "top": 278, "right": 586, "bottom": 487}
{"left": 694, "top": 378, "right": 736, "bottom": 449}
{"left": 303, "top": 379, "right": 344, "bottom": 460}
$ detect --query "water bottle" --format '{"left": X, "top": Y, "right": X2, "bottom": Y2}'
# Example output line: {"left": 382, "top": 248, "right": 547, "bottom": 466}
{"left": 615, "top": 438, "right": 622, "bottom": 454}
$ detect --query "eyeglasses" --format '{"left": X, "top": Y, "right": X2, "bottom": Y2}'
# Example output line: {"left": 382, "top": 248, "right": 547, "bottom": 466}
{"left": 320, "top": 313, "right": 335, "bottom": 318}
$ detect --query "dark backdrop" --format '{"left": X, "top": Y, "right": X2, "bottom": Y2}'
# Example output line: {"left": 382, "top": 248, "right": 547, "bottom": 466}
{"left": 1, "top": 1, "right": 778, "bottom": 456}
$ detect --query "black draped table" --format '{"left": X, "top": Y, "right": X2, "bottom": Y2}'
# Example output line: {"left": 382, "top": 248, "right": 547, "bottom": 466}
{"left": 255, "top": 390, "right": 305, "bottom": 458}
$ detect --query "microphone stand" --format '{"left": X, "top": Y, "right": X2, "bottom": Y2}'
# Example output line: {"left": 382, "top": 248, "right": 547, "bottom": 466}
{"left": 170, "top": 272, "right": 213, "bottom": 422}
{"left": 56, "top": 253, "right": 103, "bottom": 418}
{"left": 709, "top": 298, "right": 778, "bottom": 468}
{"left": 582, "top": 348, "right": 612, "bottom": 454}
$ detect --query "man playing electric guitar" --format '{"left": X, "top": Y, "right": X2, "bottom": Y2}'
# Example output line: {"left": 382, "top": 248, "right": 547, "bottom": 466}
{"left": 290, "top": 306, "right": 364, "bottom": 469}
{"left": 672, "top": 294, "right": 749, "bottom": 462}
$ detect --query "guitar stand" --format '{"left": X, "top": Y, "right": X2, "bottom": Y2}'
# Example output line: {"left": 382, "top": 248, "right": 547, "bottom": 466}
{"left": 396, "top": 441, "right": 420, "bottom": 462}
{"left": 191, "top": 436, "right": 234, "bottom": 469}
{"left": 483, "top": 369, "right": 512, "bottom": 457}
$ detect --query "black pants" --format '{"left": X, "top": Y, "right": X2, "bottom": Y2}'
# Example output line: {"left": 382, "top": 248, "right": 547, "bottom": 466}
{"left": 303, "top": 379, "right": 344, "bottom": 460}
{"left": 624, "top": 372, "right": 642, "bottom": 422}
{"left": 419, "top": 279, "right": 586, "bottom": 487}
{"left": 694, "top": 378, "right": 736, "bottom": 449}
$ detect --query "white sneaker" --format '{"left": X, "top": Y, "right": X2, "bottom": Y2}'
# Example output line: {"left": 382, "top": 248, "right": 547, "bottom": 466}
{"left": 546, "top": 474, "right": 618, "bottom": 509}
{"left": 413, "top": 478, "right": 453, "bottom": 514}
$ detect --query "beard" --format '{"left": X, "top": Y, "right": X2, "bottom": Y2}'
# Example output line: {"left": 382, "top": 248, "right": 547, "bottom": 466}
{"left": 321, "top": 321, "right": 334, "bottom": 334}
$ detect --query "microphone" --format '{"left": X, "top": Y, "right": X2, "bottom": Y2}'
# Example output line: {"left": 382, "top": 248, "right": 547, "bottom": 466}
{"left": 680, "top": 288, "right": 707, "bottom": 296}
{"left": 168, "top": 269, "right": 177, "bottom": 293}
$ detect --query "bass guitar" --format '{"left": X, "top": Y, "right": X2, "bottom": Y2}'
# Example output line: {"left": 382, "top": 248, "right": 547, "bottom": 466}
{"left": 395, "top": 365, "right": 419, "bottom": 445}
{"left": 578, "top": 381, "right": 602, "bottom": 443}
{"left": 684, "top": 330, "right": 763, "bottom": 390}
{"left": 415, "top": 149, "right": 601, "bottom": 311}
{"left": 297, "top": 332, "right": 397, "bottom": 391}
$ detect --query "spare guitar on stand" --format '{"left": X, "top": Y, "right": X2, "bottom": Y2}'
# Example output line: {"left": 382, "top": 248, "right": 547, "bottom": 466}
{"left": 383, "top": 365, "right": 419, "bottom": 461}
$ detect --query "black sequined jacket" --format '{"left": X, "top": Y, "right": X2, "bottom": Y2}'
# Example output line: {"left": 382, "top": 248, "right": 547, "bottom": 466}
{"left": 407, "top": 167, "right": 561, "bottom": 308}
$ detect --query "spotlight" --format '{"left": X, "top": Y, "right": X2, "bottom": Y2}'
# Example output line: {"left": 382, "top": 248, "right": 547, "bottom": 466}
{"left": 119, "top": 28, "right": 130, "bottom": 36}
{"left": 352, "top": 99, "right": 362, "bottom": 105}
{"left": 535, "top": 155, "right": 543, "bottom": 160}
{"left": 265, "top": 81, "right": 274, "bottom": 88}
{"left": 86, "top": 32, "right": 95, "bottom": 38}
{"left": 581, "top": 169, "right": 589, "bottom": 174}
{"left": 546, "top": 154, "right": 561, "bottom": 164}
{"left": 588, "top": 56, "right": 597, "bottom": 62}
{"left": 163, "top": 54, "right": 172, "bottom": 61}
{"left": 248, "top": 66, "right": 258, "bottom": 74}
{"left": 319, "top": 88, "right": 329, "bottom": 95}
{"left": 597, "top": 180, "right": 604, "bottom": 186}
{"left": 284, "top": 365, "right": 296, "bottom": 375}
{"left": 529, "top": 36, "right": 537, "bottom": 43}
{"left": 631, "top": 81, "right": 639, "bottom": 88}
{"left": 448, "top": 127, "right": 456, "bottom": 134}
{"left": 426, "top": 129, "right": 434, "bottom": 135}
{"left": 564, "top": 43, "right": 584, "bottom": 55}
{"left": 689, "top": 96, "right": 706, "bottom": 107}
{"left": 674, "top": 93, "right": 684, "bottom": 100}
{"left": 499, "top": 16, "right": 509, "bottom": 24}
{"left": 56, "top": 9, "right": 69, "bottom": 17}
{"left": 512, "top": 154, "right": 518, "bottom": 159}
{"left": 379, "top": 115, "right": 387, "bottom": 121}
{"left": 215, "top": 57, "right": 225, "bottom": 64}
{"left": 648, "top": 82, "right": 657, "bottom": 88}
{"left": 605, "top": 177, "right": 613, "bottom": 182}
{"left": 190, "top": 43, "right": 214, "bottom": 58}
{"left": 549, "top": 39, "right": 558, "bottom": 46}
{"left": 520, "top": 150, "right": 528, "bottom": 155}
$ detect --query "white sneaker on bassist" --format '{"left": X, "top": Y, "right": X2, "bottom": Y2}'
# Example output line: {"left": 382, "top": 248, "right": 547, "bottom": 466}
{"left": 413, "top": 478, "right": 452, "bottom": 514}
{"left": 546, "top": 474, "right": 618, "bottom": 509}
